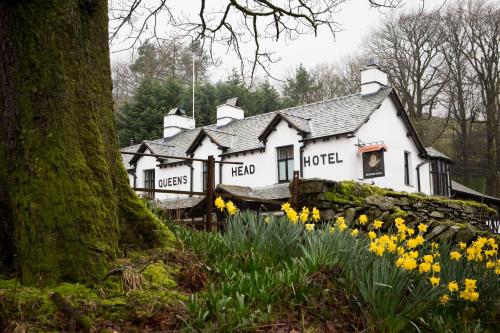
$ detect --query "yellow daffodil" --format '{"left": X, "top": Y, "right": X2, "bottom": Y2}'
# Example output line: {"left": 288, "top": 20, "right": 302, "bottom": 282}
{"left": 375, "top": 245, "right": 385, "bottom": 256}
{"left": 450, "top": 251, "right": 462, "bottom": 261}
{"left": 300, "top": 211, "right": 309, "bottom": 224}
{"left": 397, "top": 246, "right": 405, "bottom": 256}
{"left": 418, "top": 223, "right": 428, "bottom": 233}
{"left": 432, "top": 263, "right": 441, "bottom": 273}
{"left": 395, "top": 217, "right": 405, "bottom": 226}
{"left": 485, "top": 249, "right": 497, "bottom": 258}
{"left": 409, "top": 251, "right": 419, "bottom": 259}
{"left": 387, "top": 242, "right": 397, "bottom": 253}
{"left": 215, "top": 197, "right": 226, "bottom": 211}
{"left": 351, "top": 229, "right": 359, "bottom": 237}
{"left": 329, "top": 226, "right": 335, "bottom": 234}
{"left": 486, "top": 261, "right": 495, "bottom": 269}
{"left": 312, "top": 207, "right": 320, "bottom": 222}
{"left": 226, "top": 200, "right": 238, "bottom": 215}
{"left": 464, "top": 279, "right": 477, "bottom": 290}
{"left": 448, "top": 281, "right": 458, "bottom": 293}
{"left": 407, "top": 228, "right": 415, "bottom": 236}
{"left": 336, "top": 216, "right": 345, "bottom": 224}
{"left": 440, "top": 294, "right": 450, "bottom": 304}
{"left": 419, "top": 262, "right": 431, "bottom": 273}
{"left": 458, "top": 242, "right": 466, "bottom": 250}
{"left": 431, "top": 242, "right": 439, "bottom": 250}
{"left": 281, "top": 202, "right": 291, "bottom": 212}
{"left": 305, "top": 223, "right": 315, "bottom": 232}
{"left": 358, "top": 214, "right": 368, "bottom": 225}
{"left": 495, "top": 267, "right": 500, "bottom": 275}
{"left": 338, "top": 222, "right": 347, "bottom": 232}
{"left": 403, "top": 257, "right": 417, "bottom": 271}
{"left": 368, "top": 231, "right": 377, "bottom": 240}
{"left": 407, "top": 238, "right": 418, "bottom": 249}
{"left": 264, "top": 216, "right": 270, "bottom": 224}
{"left": 287, "top": 208, "right": 299, "bottom": 224}
{"left": 423, "top": 254, "right": 434, "bottom": 263}
{"left": 373, "top": 220, "right": 383, "bottom": 229}
{"left": 415, "top": 235, "right": 425, "bottom": 246}
{"left": 429, "top": 276, "right": 440, "bottom": 287}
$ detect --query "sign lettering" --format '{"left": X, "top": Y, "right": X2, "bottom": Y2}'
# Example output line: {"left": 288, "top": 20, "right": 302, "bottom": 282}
{"left": 303, "top": 153, "right": 343, "bottom": 167}
{"left": 231, "top": 164, "right": 256, "bottom": 177}
{"left": 158, "top": 175, "right": 188, "bottom": 187}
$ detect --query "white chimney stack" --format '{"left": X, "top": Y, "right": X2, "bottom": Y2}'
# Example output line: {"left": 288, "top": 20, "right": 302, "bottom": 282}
{"left": 216, "top": 97, "right": 244, "bottom": 126}
{"left": 163, "top": 107, "right": 195, "bottom": 138}
{"left": 360, "top": 58, "right": 388, "bottom": 95}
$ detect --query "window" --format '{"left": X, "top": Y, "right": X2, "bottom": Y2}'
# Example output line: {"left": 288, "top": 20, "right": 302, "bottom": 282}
{"left": 202, "top": 161, "right": 208, "bottom": 191}
{"left": 144, "top": 169, "right": 155, "bottom": 198}
{"left": 430, "top": 160, "right": 449, "bottom": 196}
{"left": 277, "top": 145, "right": 294, "bottom": 183}
{"left": 404, "top": 151, "right": 411, "bottom": 185}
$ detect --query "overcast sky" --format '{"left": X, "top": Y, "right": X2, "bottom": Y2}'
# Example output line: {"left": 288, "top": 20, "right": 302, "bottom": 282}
{"left": 110, "top": 0, "right": 448, "bottom": 83}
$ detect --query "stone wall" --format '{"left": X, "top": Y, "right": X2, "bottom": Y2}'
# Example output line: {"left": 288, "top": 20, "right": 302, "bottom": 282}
{"left": 294, "top": 179, "right": 498, "bottom": 243}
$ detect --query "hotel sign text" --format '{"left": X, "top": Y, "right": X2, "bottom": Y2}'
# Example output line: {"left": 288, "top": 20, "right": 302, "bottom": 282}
{"left": 303, "top": 153, "right": 343, "bottom": 167}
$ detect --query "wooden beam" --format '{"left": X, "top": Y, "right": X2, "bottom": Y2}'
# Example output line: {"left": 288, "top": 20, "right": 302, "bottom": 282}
{"left": 133, "top": 188, "right": 206, "bottom": 196}
{"left": 121, "top": 151, "right": 243, "bottom": 165}
{"left": 206, "top": 155, "right": 215, "bottom": 231}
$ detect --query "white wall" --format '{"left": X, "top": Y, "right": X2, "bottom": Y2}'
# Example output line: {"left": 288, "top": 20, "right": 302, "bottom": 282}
{"left": 221, "top": 120, "right": 302, "bottom": 186}
{"left": 135, "top": 148, "right": 157, "bottom": 193}
{"left": 355, "top": 97, "right": 429, "bottom": 193}
{"left": 130, "top": 95, "right": 434, "bottom": 200}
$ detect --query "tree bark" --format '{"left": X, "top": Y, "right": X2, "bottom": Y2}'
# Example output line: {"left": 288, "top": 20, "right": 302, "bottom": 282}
{"left": 0, "top": 0, "right": 171, "bottom": 285}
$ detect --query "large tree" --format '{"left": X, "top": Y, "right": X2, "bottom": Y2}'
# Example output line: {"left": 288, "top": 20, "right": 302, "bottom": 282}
{"left": 0, "top": 0, "right": 171, "bottom": 285}
{"left": 0, "top": 0, "right": 408, "bottom": 284}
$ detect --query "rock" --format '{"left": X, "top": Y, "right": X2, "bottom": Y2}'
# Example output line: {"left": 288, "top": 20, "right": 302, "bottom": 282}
{"left": 453, "top": 225, "right": 477, "bottom": 244}
{"left": 394, "top": 197, "right": 410, "bottom": 206}
{"left": 320, "top": 209, "right": 337, "bottom": 221}
{"left": 365, "top": 195, "right": 395, "bottom": 210}
{"left": 298, "top": 179, "right": 331, "bottom": 194}
{"left": 426, "top": 224, "right": 447, "bottom": 241}
{"left": 429, "top": 211, "right": 445, "bottom": 219}
{"left": 438, "top": 225, "right": 460, "bottom": 243}
{"left": 344, "top": 207, "right": 359, "bottom": 225}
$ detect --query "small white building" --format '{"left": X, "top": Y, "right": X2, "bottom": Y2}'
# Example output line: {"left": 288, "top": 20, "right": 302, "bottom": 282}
{"left": 121, "top": 62, "right": 454, "bottom": 201}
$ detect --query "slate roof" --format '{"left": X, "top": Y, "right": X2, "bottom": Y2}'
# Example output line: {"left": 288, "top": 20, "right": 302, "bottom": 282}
{"left": 426, "top": 147, "right": 452, "bottom": 161}
{"left": 121, "top": 87, "right": 399, "bottom": 167}
{"left": 451, "top": 180, "right": 500, "bottom": 204}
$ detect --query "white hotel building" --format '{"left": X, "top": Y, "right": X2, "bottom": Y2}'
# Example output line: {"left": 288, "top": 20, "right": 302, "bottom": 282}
{"left": 121, "top": 63, "right": 456, "bottom": 202}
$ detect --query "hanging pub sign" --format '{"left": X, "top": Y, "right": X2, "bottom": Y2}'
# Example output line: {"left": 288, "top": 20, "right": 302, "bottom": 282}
{"left": 360, "top": 143, "right": 387, "bottom": 178}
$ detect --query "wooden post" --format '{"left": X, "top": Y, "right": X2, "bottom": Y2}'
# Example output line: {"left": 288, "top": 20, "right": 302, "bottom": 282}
{"left": 292, "top": 170, "right": 300, "bottom": 209}
{"left": 206, "top": 155, "right": 215, "bottom": 231}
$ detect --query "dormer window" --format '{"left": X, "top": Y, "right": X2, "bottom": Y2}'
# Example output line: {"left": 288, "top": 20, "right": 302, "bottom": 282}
{"left": 277, "top": 145, "right": 294, "bottom": 183}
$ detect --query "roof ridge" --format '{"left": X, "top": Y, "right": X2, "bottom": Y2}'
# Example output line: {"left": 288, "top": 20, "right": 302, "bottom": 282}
{"left": 279, "top": 112, "right": 311, "bottom": 121}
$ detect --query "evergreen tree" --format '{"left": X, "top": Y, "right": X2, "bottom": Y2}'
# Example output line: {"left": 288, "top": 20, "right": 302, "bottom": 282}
{"left": 117, "top": 77, "right": 185, "bottom": 147}
{"left": 283, "top": 64, "right": 319, "bottom": 106}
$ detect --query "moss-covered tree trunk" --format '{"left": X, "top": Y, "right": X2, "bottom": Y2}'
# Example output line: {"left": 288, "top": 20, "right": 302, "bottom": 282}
{"left": 0, "top": 0, "right": 171, "bottom": 285}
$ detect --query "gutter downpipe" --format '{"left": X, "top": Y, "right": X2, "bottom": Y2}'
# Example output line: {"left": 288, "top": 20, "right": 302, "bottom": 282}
{"left": 416, "top": 158, "right": 429, "bottom": 193}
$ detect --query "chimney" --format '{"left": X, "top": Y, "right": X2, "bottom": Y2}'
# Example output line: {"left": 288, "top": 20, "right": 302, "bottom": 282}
{"left": 360, "top": 58, "right": 388, "bottom": 95}
{"left": 163, "top": 107, "right": 195, "bottom": 138}
{"left": 216, "top": 97, "right": 244, "bottom": 126}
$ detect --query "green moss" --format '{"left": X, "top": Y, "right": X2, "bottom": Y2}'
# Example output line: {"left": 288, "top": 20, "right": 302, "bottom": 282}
{"left": 389, "top": 208, "right": 408, "bottom": 221}
{"left": 142, "top": 261, "right": 177, "bottom": 288}
{"left": 322, "top": 181, "right": 497, "bottom": 215}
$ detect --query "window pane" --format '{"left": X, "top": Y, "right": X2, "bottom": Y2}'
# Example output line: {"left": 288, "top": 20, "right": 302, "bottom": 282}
{"left": 278, "top": 161, "right": 287, "bottom": 181}
{"left": 287, "top": 159, "right": 294, "bottom": 180}
{"left": 278, "top": 147, "right": 286, "bottom": 160}
{"left": 287, "top": 146, "right": 294, "bottom": 159}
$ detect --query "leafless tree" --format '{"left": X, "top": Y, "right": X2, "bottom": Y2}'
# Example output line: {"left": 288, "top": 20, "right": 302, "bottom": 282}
{"left": 365, "top": 8, "right": 449, "bottom": 143}
{"left": 310, "top": 54, "right": 364, "bottom": 100}
{"left": 109, "top": 0, "right": 408, "bottom": 84}
{"left": 441, "top": 2, "right": 483, "bottom": 186}
{"left": 458, "top": 0, "right": 500, "bottom": 196}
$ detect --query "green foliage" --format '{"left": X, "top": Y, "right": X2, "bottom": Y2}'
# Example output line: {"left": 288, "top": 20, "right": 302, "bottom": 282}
{"left": 174, "top": 209, "right": 499, "bottom": 333}
{"left": 283, "top": 64, "right": 319, "bottom": 105}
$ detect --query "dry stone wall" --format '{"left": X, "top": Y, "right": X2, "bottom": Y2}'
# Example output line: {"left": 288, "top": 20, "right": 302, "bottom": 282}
{"left": 294, "top": 179, "right": 498, "bottom": 244}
